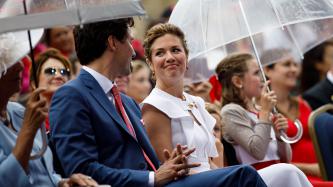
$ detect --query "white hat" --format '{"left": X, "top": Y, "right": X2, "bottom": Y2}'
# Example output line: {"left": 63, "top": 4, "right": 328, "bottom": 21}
{"left": 0, "top": 29, "right": 44, "bottom": 76}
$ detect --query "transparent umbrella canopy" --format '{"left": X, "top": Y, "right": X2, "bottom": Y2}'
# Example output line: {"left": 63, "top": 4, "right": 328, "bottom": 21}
{"left": 169, "top": 0, "right": 333, "bottom": 143}
{"left": 170, "top": 0, "right": 333, "bottom": 63}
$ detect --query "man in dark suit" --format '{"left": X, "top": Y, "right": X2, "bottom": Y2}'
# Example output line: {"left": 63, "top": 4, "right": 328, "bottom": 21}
{"left": 49, "top": 18, "right": 266, "bottom": 187}
{"left": 303, "top": 67, "right": 333, "bottom": 110}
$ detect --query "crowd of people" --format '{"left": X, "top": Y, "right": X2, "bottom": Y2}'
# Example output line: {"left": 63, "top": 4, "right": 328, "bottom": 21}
{"left": 0, "top": 5, "right": 333, "bottom": 187}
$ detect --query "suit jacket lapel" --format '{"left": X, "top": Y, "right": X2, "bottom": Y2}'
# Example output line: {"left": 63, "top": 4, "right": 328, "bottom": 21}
{"left": 78, "top": 70, "right": 159, "bottom": 168}
{"left": 122, "top": 97, "right": 160, "bottom": 167}
{"left": 79, "top": 70, "right": 134, "bottom": 138}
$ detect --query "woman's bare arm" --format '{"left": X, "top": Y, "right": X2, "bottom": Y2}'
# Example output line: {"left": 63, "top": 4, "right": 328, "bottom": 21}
{"left": 142, "top": 104, "right": 173, "bottom": 162}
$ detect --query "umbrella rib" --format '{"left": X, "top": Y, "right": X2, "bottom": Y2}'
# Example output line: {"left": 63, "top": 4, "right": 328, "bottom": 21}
{"left": 199, "top": 0, "right": 207, "bottom": 52}
{"left": 285, "top": 26, "right": 304, "bottom": 59}
{"left": 268, "top": 0, "right": 284, "bottom": 30}
{"left": 238, "top": 0, "right": 268, "bottom": 83}
{"left": 22, "top": 0, "right": 38, "bottom": 88}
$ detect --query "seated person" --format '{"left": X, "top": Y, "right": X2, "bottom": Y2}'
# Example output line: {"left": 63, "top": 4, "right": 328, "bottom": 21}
{"left": 141, "top": 24, "right": 311, "bottom": 187}
{"left": 126, "top": 60, "right": 152, "bottom": 104}
{"left": 30, "top": 48, "right": 72, "bottom": 176}
{"left": 49, "top": 19, "right": 267, "bottom": 187}
{"left": 303, "top": 60, "right": 333, "bottom": 111}
{"left": 263, "top": 51, "right": 323, "bottom": 182}
{"left": 218, "top": 52, "right": 311, "bottom": 187}
{"left": 0, "top": 30, "right": 97, "bottom": 187}
{"left": 44, "top": 26, "right": 76, "bottom": 57}
{"left": 30, "top": 48, "right": 72, "bottom": 133}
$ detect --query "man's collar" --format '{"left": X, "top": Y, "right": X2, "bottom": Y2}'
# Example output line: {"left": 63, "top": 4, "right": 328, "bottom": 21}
{"left": 82, "top": 66, "right": 114, "bottom": 94}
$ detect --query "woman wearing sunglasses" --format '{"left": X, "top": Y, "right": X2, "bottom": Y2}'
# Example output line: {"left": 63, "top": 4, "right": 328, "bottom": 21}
{"left": 31, "top": 48, "right": 71, "bottom": 105}
{"left": 30, "top": 48, "right": 71, "bottom": 130}
{"left": 29, "top": 48, "right": 72, "bottom": 176}
{"left": 30, "top": 48, "right": 71, "bottom": 133}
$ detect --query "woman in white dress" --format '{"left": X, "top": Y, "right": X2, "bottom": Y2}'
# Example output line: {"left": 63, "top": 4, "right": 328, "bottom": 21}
{"left": 141, "top": 23, "right": 311, "bottom": 187}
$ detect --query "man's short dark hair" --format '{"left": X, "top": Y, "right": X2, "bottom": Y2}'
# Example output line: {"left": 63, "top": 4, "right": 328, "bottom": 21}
{"left": 74, "top": 18, "right": 134, "bottom": 65}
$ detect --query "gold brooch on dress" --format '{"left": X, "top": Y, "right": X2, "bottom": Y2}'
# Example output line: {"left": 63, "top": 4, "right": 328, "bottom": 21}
{"left": 188, "top": 102, "right": 198, "bottom": 110}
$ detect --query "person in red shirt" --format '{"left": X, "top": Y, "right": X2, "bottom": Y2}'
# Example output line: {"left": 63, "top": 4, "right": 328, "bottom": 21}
{"left": 263, "top": 49, "right": 330, "bottom": 185}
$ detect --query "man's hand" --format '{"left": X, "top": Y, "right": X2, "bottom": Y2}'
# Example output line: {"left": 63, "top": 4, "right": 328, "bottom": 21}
{"left": 154, "top": 144, "right": 200, "bottom": 187}
{"left": 58, "top": 173, "right": 99, "bottom": 187}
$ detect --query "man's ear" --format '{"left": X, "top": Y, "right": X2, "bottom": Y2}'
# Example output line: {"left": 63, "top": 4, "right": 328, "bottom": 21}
{"left": 231, "top": 75, "right": 243, "bottom": 89}
{"left": 107, "top": 36, "right": 116, "bottom": 51}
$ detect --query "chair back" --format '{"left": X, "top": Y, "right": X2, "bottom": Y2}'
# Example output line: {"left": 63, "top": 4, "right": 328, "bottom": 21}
{"left": 308, "top": 104, "right": 333, "bottom": 181}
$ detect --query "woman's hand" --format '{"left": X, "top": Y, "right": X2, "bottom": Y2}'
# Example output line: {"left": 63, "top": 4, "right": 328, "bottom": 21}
{"left": 12, "top": 88, "right": 48, "bottom": 171}
{"left": 260, "top": 81, "right": 277, "bottom": 112}
{"left": 58, "top": 173, "right": 98, "bottom": 187}
{"left": 272, "top": 113, "right": 288, "bottom": 138}
{"left": 259, "top": 81, "right": 277, "bottom": 122}
{"left": 22, "top": 88, "right": 48, "bottom": 134}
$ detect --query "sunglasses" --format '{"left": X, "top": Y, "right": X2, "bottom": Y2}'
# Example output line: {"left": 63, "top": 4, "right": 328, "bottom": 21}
{"left": 44, "top": 67, "right": 70, "bottom": 77}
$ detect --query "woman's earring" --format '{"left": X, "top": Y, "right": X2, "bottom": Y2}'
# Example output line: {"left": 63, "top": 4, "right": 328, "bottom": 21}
{"left": 239, "top": 85, "right": 243, "bottom": 89}
{"left": 151, "top": 71, "right": 155, "bottom": 80}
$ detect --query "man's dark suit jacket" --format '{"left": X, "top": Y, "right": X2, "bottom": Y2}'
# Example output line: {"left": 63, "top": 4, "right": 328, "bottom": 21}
{"left": 303, "top": 78, "right": 333, "bottom": 110}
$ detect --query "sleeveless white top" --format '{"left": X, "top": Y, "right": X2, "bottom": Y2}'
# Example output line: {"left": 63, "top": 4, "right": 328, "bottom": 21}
{"left": 233, "top": 112, "right": 280, "bottom": 165}
{"left": 142, "top": 88, "right": 218, "bottom": 172}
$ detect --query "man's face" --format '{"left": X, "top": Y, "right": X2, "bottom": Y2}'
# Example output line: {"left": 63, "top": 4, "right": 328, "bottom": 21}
{"left": 113, "top": 31, "right": 135, "bottom": 77}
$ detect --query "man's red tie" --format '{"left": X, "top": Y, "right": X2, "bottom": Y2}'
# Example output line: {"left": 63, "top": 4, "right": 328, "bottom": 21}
{"left": 111, "top": 86, "right": 157, "bottom": 172}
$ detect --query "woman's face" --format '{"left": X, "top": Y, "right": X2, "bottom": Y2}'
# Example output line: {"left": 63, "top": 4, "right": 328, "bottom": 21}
{"left": 128, "top": 67, "right": 152, "bottom": 103}
{"left": 38, "top": 58, "right": 70, "bottom": 96}
{"left": 49, "top": 27, "right": 75, "bottom": 55}
{"left": 149, "top": 34, "right": 187, "bottom": 84}
{"left": 266, "top": 57, "right": 300, "bottom": 90}
{"left": 242, "top": 59, "right": 263, "bottom": 99}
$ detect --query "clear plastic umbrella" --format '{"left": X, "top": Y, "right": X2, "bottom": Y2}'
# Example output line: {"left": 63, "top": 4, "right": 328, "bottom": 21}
{"left": 169, "top": 0, "right": 333, "bottom": 62}
{"left": 0, "top": 0, "right": 146, "bottom": 34}
{"left": 169, "top": 0, "right": 333, "bottom": 143}
{"left": 0, "top": 0, "right": 145, "bottom": 160}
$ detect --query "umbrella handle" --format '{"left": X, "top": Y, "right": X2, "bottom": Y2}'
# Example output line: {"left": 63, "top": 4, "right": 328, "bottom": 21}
{"left": 30, "top": 125, "right": 48, "bottom": 160}
{"left": 272, "top": 107, "right": 303, "bottom": 144}
{"left": 254, "top": 100, "right": 303, "bottom": 144}
{"left": 279, "top": 119, "right": 303, "bottom": 144}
